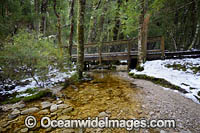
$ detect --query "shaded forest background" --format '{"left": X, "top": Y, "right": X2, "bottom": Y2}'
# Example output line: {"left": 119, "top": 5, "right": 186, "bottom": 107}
{"left": 0, "top": 0, "right": 200, "bottom": 90}
{"left": 0, "top": 0, "right": 199, "bottom": 51}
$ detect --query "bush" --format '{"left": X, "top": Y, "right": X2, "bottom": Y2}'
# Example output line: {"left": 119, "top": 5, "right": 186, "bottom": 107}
{"left": 0, "top": 30, "right": 65, "bottom": 89}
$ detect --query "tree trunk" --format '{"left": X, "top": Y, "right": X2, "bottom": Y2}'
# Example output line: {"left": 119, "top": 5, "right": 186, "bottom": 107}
{"left": 77, "top": 0, "right": 86, "bottom": 79}
{"left": 34, "top": 0, "right": 40, "bottom": 37}
{"left": 113, "top": 0, "right": 122, "bottom": 41}
{"left": 68, "top": 0, "right": 75, "bottom": 59}
{"left": 41, "top": 0, "right": 48, "bottom": 35}
{"left": 188, "top": 0, "right": 199, "bottom": 50}
{"left": 54, "top": 0, "right": 63, "bottom": 57}
{"left": 137, "top": 0, "right": 148, "bottom": 66}
{"left": 87, "top": 0, "right": 101, "bottom": 43}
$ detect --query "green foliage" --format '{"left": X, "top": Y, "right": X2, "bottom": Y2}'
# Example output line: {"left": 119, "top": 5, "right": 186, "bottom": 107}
{"left": 69, "top": 72, "right": 80, "bottom": 83}
{"left": 0, "top": 30, "right": 63, "bottom": 87}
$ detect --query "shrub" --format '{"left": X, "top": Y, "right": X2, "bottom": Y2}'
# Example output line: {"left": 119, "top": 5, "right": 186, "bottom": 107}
{"left": 0, "top": 30, "right": 66, "bottom": 89}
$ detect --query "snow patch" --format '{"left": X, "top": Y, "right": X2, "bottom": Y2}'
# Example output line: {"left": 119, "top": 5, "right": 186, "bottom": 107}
{"left": 130, "top": 58, "right": 200, "bottom": 104}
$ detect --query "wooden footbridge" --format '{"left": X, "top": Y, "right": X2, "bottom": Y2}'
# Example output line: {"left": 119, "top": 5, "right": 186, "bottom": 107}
{"left": 71, "top": 36, "right": 200, "bottom": 69}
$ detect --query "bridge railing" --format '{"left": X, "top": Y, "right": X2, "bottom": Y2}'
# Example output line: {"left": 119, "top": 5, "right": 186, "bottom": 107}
{"left": 71, "top": 36, "right": 165, "bottom": 59}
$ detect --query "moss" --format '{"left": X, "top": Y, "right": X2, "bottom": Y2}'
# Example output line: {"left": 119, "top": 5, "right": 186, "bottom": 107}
{"left": 166, "top": 63, "right": 200, "bottom": 74}
{"left": 23, "top": 90, "right": 52, "bottom": 102}
{"left": 1, "top": 89, "right": 52, "bottom": 104}
{"left": 136, "top": 65, "right": 144, "bottom": 71}
{"left": 190, "top": 87, "right": 196, "bottom": 90}
{"left": 191, "top": 66, "right": 200, "bottom": 74}
{"left": 129, "top": 73, "right": 188, "bottom": 94}
{"left": 1, "top": 97, "right": 22, "bottom": 104}
{"left": 165, "top": 63, "right": 187, "bottom": 71}
{"left": 23, "top": 87, "right": 38, "bottom": 94}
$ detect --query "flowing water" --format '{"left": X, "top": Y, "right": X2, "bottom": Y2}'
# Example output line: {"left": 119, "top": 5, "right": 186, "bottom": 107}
{"left": 1, "top": 71, "right": 157, "bottom": 133}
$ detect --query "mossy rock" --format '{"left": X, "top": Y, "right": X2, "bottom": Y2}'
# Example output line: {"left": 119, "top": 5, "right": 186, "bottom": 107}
{"left": 1, "top": 89, "right": 52, "bottom": 104}
{"left": 136, "top": 66, "right": 144, "bottom": 71}
{"left": 130, "top": 73, "right": 188, "bottom": 94}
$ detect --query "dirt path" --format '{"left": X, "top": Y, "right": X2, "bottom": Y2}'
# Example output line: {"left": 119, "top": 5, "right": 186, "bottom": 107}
{"left": 117, "top": 72, "right": 200, "bottom": 133}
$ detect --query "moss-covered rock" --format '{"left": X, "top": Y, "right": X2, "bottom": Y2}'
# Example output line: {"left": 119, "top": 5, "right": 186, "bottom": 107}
{"left": 129, "top": 73, "right": 188, "bottom": 94}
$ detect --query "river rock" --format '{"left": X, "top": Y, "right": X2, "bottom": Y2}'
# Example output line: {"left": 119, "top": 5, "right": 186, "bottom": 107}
{"left": 50, "top": 104, "right": 58, "bottom": 112}
{"left": 21, "top": 107, "right": 39, "bottom": 115}
{"left": 41, "top": 101, "right": 52, "bottom": 109}
{"left": 98, "top": 112, "right": 110, "bottom": 117}
{"left": 57, "top": 100, "right": 63, "bottom": 104}
{"left": 20, "top": 128, "right": 28, "bottom": 133}
{"left": 57, "top": 104, "right": 69, "bottom": 109}
{"left": 62, "top": 107, "right": 73, "bottom": 114}
{"left": 160, "top": 130, "right": 167, "bottom": 133}
{"left": 38, "top": 109, "right": 49, "bottom": 115}
{"left": 11, "top": 109, "right": 20, "bottom": 115}
{"left": 8, "top": 114, "right": 18, "bottom": 120}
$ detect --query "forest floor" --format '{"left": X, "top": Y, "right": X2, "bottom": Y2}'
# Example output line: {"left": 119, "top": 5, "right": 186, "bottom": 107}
{"left": 0, "top": 71, "right": 200, "bottom": 133}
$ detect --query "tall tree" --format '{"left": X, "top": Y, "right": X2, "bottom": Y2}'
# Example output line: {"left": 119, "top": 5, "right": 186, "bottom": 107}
{"left": 87, "top": 0, "right": 101, "bottom": 43}
{"left": 54, "top": 0, "right": 63, "bottom": 56}
{"left": 77, "top": 0, "right": 86, "bottom": 79}
{"left": 68, "top": 0, "right": 75, "bottom": 59}
{"left": 113, "top": 0, "right": 122, "bottom": 40}
{"left": 137, "top": 0, "right": 149, "bottom": 66}
{"left": 41, "top": 0, "right": 48, "bottom": 35}
{"left": 34, "top": 0, "right": 40, "bottom": 36}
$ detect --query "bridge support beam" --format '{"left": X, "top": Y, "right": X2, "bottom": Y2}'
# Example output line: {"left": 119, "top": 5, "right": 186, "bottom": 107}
{"left": 98, "top": 45, "right": 102, "bottom": 65}
{"left": 127, "top": 42, "right": 132, "bottom": 71}
{"left": 161, "top": 36, "right": 165, "bottom": 59}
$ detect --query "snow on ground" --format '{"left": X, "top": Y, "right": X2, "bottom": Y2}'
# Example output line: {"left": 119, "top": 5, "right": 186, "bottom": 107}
{"left": 130, "top": 58, "right": 200, "bottom": 104}
{"left": 0, "top": 68, "right": 76, "bottom": 95}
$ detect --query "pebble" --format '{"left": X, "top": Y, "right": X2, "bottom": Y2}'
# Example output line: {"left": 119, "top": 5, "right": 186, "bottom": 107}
{"left": 149, "top": 111, "right": 154, "bottom": 116}
{"left": 11, "top": 109, "right": 20, "bottom": 115}
{"left": 8, "top": 114, "right": 18, "bottom": 120}
{"left": 57, "top": 100, "right": 63, "bottom": 104}
{"left": 20, "top": 128, "right": 28, "bottom": 133}
{"left": 160, "top": 130, "right": 167, "bottom": 133}
{"left": 50, "top": 104, "right": 58, "bottom": 112}
{"left": 98, "top": 112, "right": 110, "bottom": 117}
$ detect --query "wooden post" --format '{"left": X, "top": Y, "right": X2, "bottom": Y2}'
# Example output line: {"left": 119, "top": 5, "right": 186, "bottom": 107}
{"left": 161, "top": 36, "right": 165, "bottom": 59}
{"left": 127, "top": 41, "right": 131, "bottom": 71}
{"left": 98, "top": 44, "right": 102, "bottom": 65}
